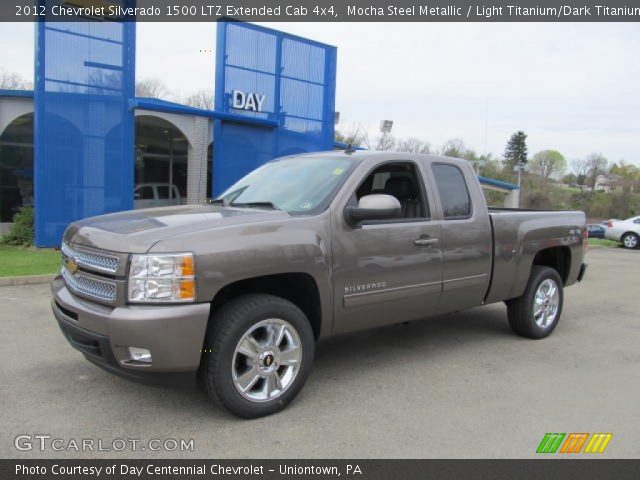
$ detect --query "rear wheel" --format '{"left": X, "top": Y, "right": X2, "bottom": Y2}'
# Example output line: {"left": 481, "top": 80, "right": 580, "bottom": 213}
{"left": 506, "top": 266, "right": 563, "bottom": 339}
{"left": 200, "top": 294, "right": 314, "bottom": 418}
{"left": 621, "top": 232, "right": 639, "bottom": 249}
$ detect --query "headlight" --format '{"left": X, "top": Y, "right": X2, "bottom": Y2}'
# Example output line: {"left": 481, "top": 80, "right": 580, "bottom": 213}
{"left": 127, "top": 253, "right": 196, "bottom": 303}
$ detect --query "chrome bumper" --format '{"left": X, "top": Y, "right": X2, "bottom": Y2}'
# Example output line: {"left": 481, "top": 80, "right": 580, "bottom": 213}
{"left": 51, "top": 276, "right": 210, "bottom": 378}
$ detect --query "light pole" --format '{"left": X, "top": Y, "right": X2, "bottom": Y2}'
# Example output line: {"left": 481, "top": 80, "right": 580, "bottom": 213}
{"left": 513, "top": 162, "right": 525, "bottom": 208}
{"left": 377, "top": 120, "right": 393, "bottom": 150}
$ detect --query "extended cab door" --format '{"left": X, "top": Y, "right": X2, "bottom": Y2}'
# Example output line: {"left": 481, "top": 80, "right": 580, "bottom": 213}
{"left": 425, "top": 161, "right": 493, "bottom": 314}
{"left": 331, "top": 158, "right": 443, "bottom": 334}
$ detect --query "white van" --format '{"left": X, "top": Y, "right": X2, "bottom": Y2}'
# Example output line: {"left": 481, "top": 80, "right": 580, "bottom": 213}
{"left": 134, "top": 183, "right": 184, "bottom": 209}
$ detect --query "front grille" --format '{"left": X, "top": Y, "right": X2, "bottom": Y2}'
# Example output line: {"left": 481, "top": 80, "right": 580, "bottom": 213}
{"left": 62, "top": 267, "right": 117, "bottom": 303}
{"left": 61, "top": 242, "right": 119, "bottom": 274}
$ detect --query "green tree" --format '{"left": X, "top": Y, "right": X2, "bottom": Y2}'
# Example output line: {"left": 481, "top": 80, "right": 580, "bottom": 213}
{"left": 570, "top": 158, "right": 590, "bottom": 191}
{"left": 1, "top": 206, "right": 34, "bottom": 246}
{"left": 530, "top": 150, "right": 567, "bottom": 181}
{"left": 334, "top": 123, "right": 366, "bottom": 147}
{"left": 585, "top": 153, "right": 608, "bottom": 190}
{"left": 503, "top": 131, "right": 528, "bottom": 168}
{"left": 441, "top": 138, "right": 466, "bottom": 158}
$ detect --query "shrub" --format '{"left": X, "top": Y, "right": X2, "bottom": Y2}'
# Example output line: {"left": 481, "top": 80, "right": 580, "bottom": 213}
{"left": 1, "top": 206, "right": 34, "bottom": 246}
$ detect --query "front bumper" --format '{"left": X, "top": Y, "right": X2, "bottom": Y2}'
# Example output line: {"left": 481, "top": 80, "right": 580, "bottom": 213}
{"left": 577, "top": 263, "right": 588, "bottom": 282}
{"left": 51, "top": 276, "right": 210, "bottom": 387}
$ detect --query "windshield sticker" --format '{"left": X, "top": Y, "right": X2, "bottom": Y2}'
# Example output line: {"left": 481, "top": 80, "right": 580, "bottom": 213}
{"left": 332, "top": 167, "right": 345, "bottom": 175}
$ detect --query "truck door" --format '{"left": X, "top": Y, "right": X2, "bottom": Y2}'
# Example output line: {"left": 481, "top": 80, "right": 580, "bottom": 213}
{"left": 331, "top": 160, "right": 443, "bottom": 334}
{"left": 428, "top": 162, "right": 493, "bottom": 314}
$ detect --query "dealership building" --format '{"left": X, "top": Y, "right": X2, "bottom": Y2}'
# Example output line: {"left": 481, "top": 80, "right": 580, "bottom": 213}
{"left": 0, "top": 20, "right": 518, "bottom": 246}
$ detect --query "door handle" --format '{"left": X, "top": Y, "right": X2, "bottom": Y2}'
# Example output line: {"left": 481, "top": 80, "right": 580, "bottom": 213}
{"left": 414, "top": 237, "right": 438, "bottom": 246}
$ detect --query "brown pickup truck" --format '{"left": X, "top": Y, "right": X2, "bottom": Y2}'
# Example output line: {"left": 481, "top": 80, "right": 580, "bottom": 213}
{"left": 52, "top": 151, "right": 587, "bottom": 417}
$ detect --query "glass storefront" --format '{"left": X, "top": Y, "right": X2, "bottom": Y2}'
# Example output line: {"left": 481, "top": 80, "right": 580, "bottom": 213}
{"left": 0, "top": 112, "right": 194, "bottom": 222}
{"left": 0, "top": 113, "right": 34, "bottom": 222}
{"left": 134, "top": 115, "right": 188, "bottom": 209}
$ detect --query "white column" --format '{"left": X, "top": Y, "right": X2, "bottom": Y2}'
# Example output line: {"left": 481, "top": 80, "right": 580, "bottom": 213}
{"left": 186, "top": 116, "right": 209, "bottom": 204}
{"left": 504, "top": 189, "right": 520, "bottom": 208}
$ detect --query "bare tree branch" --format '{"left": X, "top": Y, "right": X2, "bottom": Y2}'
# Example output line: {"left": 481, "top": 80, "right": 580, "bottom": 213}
{"left": 135, "top": 78, "right": 171, "bottom": 99}
{"left": 0, "top": 69, "right": 32, "bottom": 90}
{"left": 396, "top": 137, "right": 431, "bottom": 154}
{"left": 334, "top": 123, "right": 367, "bottom": 147}
{"left": 183, "top": 90, "right": 214, "bottom": 110}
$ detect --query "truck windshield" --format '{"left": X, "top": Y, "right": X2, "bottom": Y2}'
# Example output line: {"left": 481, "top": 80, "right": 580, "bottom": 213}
{"left": 217, "top": 156, "right": 356, "bottom": 214}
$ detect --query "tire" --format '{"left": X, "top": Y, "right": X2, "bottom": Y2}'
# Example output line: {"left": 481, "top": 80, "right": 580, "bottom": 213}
{"left": 506, "top": 266, "right": 564, "bottom": 339}
{"left": 200, "top": 294, "right": 315, "bottom": 418}
{"left": 621, "top": 232, "right": 639, "bottom": 249}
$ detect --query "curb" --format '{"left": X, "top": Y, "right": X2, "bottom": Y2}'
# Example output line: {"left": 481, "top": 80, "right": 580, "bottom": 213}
{"left": 0, "top": 274, "right": 56, "bottom": 287}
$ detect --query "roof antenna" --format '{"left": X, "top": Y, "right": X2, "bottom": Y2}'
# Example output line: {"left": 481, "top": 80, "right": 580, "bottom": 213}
{"left": 344, "top": 143, "right": 356, "bottom": 155}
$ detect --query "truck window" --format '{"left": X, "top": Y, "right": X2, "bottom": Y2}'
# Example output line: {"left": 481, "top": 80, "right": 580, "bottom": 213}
{"left": 432, "top": 164, "right": 471, "bottom": 219}
{"left": 157, "top": 186, "right": 169, "bottom": 199}
{"left": 136, "top": 186, "right": 154, "bottom": 200}
{"left": 355, "top": 162, "right": 428, "bottom": 220}
{"left": 218, "top": 156, "right": 358, "bottom": 214}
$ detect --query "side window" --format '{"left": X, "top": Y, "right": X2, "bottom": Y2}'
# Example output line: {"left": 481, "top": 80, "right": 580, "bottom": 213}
{"left": 157, "top": 186, "right": 169, "bottom": 199}
{"left": 137, "top": 186, "right": 154, "bottom": 200}
{"left": 355, "top": 162, "right": 428, "bottom": 220}
{"left": 432, "top": 164, "right": 471, "bottom": 219}
{"left": 371, "top": 172, "right": 390, "bottom": 192}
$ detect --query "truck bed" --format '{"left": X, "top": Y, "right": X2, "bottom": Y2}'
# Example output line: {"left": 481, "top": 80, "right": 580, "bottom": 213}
{"left": 485, "top": 209, "right": 586, "bottom": 304}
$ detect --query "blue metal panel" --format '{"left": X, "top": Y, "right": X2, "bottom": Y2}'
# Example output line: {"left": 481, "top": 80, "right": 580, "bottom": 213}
{"left": 0, "top": 89, "right": 34, "bottom": 98}
{"left": 213, "top": 22, "right": 337, "bottom": 195}
{"left": 478, "top": 176, "right": 519, "bottom": 190}
{"left": 34, "top": 5, "right": 135, "bottom": 247}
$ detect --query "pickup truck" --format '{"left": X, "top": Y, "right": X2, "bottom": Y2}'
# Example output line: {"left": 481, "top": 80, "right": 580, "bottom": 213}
{"left": 52, "top": 151, "right": 588, "bottom": 418}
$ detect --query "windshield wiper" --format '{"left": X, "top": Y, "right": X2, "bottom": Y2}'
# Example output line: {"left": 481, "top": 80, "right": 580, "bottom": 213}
{"left": 230, "top": 201, "right": 279, "bottom": 210}
{"left": 210, "top": 198, "right": 228, "bottom": 206}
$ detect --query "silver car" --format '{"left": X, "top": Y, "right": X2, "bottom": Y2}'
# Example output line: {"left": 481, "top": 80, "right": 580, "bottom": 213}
{"left": 605, "top": 216, "right": 640, "bottom": 249}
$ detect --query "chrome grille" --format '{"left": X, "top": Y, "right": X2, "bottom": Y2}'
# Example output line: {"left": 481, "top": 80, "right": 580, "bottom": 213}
{"left": 62, "top": 267, "right": 117, "bottom": 303}
{"left": 61, "top": 242, "right": 119, "bottom": 274}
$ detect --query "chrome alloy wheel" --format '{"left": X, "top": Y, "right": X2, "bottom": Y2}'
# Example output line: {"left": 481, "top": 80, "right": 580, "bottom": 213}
{"left": 232, "top": 319, "right": 302, "bottom": 402}
{"left": 533, "top": 279, "right": 560, "bottom": 328}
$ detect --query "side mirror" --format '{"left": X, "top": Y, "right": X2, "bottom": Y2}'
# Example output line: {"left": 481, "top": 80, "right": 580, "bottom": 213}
{"left": 345, "top": 194, "right": 401, "bottom": 226}
{"left": 134, "top": 193, "right": 141, "bottom": 200}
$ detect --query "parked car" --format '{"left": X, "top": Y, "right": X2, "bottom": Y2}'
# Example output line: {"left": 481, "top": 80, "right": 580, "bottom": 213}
{"left": 587, "top": 224, "right": 606, "bottom": 239}
{"left": 52, "top": 152, "right": 587, "bottom": 418}
{"left": 604, "top": 216, "right": 640, "bottom": 249}
{"left": 600, "top": 219, "right": 619, "bottom": 227}
{"left": 134, "top": 183, "right": 183, "bottom": 209}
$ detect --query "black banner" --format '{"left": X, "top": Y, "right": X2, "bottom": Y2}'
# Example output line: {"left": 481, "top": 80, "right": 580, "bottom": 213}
{"left": 3, "top": 460, "right": 640, "bottom": 480}
{"left": 3, "top": 0, "right": 640, "bottom": 22}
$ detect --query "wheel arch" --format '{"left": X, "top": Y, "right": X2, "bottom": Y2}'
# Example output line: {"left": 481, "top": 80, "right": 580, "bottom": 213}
{"left": 208, "top": 273, "right": 323, "bottom": 341}
{"left": 531, "top": 246, "right": 571, "bottom": 285}
{"left": 620, "top": 231, "right": 639, "bottom": 242}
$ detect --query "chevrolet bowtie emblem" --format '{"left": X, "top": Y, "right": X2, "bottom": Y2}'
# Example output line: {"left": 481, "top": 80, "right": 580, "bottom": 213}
{"left": 66, "top": 258, "right": 78, "bottom": 274}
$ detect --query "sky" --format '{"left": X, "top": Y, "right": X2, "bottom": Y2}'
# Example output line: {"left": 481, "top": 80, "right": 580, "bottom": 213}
{"left": 2, "top": 21, "right": 640, "bottom": 166}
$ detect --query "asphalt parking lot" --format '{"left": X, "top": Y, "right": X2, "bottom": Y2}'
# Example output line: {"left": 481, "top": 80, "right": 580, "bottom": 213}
{"left": 1, "top": 247, "right": 638, "bottom": 459}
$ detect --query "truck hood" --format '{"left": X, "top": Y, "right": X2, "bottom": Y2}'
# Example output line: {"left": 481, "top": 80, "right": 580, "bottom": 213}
{"left": 64, "top": 205, "right": 291, "bottom": 253}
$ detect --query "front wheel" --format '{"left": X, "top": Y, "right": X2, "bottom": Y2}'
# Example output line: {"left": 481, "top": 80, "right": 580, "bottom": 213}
{"left": 621, "top": 232, "right": 639, "bottom": 249}
{"left": 200, "top": 294, "right": 315, "bottom": 418}
{"left": 506, "top": 266, "right": 564, "bottom": 339}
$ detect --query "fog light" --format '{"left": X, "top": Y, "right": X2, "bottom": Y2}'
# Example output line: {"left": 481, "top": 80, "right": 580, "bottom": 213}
{"left": 128, "top": 347, "right": 152, "bottom": 363}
